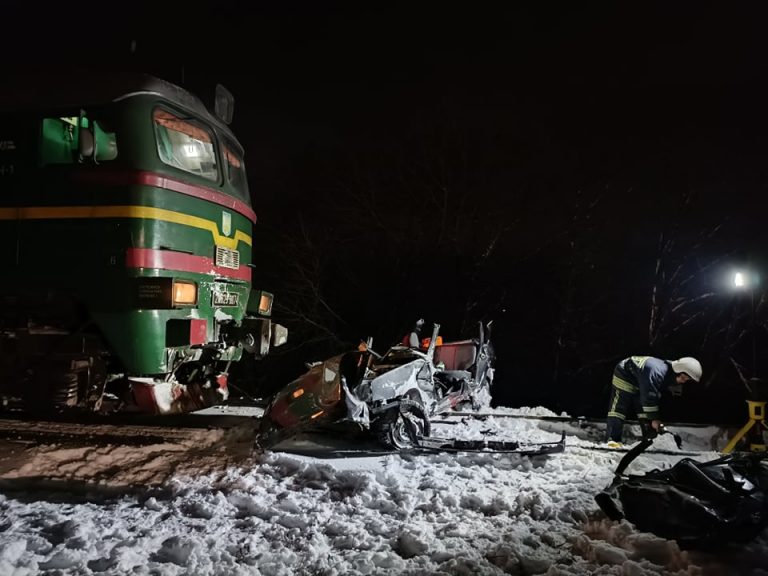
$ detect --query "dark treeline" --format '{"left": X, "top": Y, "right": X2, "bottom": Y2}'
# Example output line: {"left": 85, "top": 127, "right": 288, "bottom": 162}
{"left": 171, "top": 7, "right": 768, "bottom": 424}
{"left": 8, "top": 3, "right": 768, "bottom": 423}
{"left": 249, "top": 89, "right": 766, "bottom": 425}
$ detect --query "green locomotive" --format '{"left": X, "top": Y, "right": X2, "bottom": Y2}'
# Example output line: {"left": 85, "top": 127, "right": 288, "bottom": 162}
{"left": 0, "top": 74, "right": 286, "bottom": 414}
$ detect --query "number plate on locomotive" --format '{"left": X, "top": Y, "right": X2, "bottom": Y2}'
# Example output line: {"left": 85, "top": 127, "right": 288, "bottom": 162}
{"left": 212, "top": 291, "right": 239, "bottom": 307}
{"left": 215, "top": 246, "right": 240, "bottom": 270}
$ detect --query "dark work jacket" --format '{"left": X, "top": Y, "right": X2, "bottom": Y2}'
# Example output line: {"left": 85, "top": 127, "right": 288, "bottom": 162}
{"left": 613, "top": 356, "right": 676, "bottom": 420}
{"left": 401, "top": 331, "right": 420, "bottom": 347}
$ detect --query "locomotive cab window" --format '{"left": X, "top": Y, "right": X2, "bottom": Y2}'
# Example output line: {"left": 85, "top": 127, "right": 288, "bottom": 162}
{"left": 39, "top": 113, "right": 117, "bottom": 166}
{"left": 153, "top": 108, "right": 218, "bottom": 181}
{"left": 40, "top": 116, "right": 78, "bottom": 164}
{"left": 223, "top": 139, "right": 248, "bottom": 200}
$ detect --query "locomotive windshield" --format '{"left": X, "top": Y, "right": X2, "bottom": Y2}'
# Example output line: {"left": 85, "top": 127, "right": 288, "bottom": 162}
{"left": 153, "top": 108, "right": 218, "bottom": 181}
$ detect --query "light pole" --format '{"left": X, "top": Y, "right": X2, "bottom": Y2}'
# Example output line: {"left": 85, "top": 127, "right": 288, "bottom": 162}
{"left": 732, "top": 269, "right": 757, "bottom": 377}
{"left": 723, "top": 268, "right": 768, "bottom": 452}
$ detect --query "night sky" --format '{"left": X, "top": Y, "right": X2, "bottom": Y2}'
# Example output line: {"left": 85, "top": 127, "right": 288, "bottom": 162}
{"left": 7, "top": 4, "right": 768, "bottom": 422}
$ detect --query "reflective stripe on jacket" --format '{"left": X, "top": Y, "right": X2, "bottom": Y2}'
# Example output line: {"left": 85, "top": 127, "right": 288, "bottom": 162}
{"left": 612, "top": 356, "right": 674, "bottom": 420}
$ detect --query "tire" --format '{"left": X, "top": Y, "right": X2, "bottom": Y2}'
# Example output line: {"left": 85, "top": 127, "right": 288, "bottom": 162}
{"left": 376, "top": 399, "right": 430, "bottom": 450}
{"left": 257, "top": 415, "right": 288, "bottom": 450}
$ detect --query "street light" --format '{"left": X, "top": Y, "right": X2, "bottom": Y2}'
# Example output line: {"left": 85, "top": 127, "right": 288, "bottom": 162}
{"left": 732, "top": 268, "right": 758, "bottom": 292}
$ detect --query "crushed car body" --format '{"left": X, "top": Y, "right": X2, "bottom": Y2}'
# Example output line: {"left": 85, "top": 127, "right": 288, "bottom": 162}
{"left": 260, "top": 322, "right": 566, "bottom": 455}
{"left": 260, "top": 323, "right": 492, "bottom": 448}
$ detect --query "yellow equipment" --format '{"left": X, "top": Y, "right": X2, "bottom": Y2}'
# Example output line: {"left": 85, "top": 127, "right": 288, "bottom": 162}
{"left": 722, "top": 400, "right": 768, "bottom": 453}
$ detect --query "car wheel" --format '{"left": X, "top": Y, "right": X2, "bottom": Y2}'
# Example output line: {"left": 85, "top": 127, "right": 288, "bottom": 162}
{"left": 377, "top": 398, "right": 430, "bottom": 450}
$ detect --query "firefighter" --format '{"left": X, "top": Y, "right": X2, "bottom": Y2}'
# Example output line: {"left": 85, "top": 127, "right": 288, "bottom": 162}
{"left": 401, "top": 319, "right": 425, "bottom": 347}
{"left": 606, "top": 355, "right": 702, "bottom": 445}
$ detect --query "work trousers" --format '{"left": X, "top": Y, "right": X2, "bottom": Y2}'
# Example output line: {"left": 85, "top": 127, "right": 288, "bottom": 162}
{"left": 605, "top": 378, "right": 642, "bottom": 442}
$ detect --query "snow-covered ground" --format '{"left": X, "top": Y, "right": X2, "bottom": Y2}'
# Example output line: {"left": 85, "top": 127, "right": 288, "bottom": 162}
{"left": 0, "top": 406, "right": 766, "bottom": 576}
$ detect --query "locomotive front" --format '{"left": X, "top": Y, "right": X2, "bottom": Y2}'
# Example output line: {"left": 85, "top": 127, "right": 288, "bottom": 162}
{"left": 0, "top": 75, "right": 285, "bottom": 414}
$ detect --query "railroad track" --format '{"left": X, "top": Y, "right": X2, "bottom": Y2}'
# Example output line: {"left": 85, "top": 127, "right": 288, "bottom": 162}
{"left": 0, "top": 410, "right": 262, "bottom": 446}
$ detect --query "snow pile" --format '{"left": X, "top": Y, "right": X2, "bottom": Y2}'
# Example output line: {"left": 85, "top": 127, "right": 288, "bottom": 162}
{"left": 490, "top": 405, "right": 566, "bottom": 418}
{"left": 0, "top": 406, "right": 765, "bottom": 575}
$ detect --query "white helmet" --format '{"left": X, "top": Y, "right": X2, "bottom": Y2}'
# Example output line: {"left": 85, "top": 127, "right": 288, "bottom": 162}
{"left": 670, "top": 357, "right": 702, "bottom": 382}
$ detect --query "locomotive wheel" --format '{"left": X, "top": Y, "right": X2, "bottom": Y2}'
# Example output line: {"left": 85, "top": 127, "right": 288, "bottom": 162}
{"left": 23, "top": 367, "right": 79, "bottom": 414}
{"left": 376, "top": 399, "right": 430, "bottom": 450}
{"left": 51, "top": 371, "right": 80, "bottom": 408}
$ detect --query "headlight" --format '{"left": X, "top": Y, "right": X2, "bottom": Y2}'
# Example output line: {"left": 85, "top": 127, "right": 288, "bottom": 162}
{"left": 173, "top": 280, "right": 197, "bottom": 305}
{"left": 247, "top": 290, "right": 273, "bottom": 316}
{"left": 259, "top": 292, "right": 273, "bottom": 315}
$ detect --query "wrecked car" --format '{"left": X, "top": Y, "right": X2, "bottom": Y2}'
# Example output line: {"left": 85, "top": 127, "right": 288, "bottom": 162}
{"left": 259, "top": 322, "right": 495, "bottom": 450}
{"left": 595, "top": 429, "right": 768, "bottom": 548}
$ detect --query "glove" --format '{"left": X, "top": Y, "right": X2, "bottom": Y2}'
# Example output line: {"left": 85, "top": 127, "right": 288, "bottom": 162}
{"left": 640, "top": 419, "right": 658, "bottom": 439}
